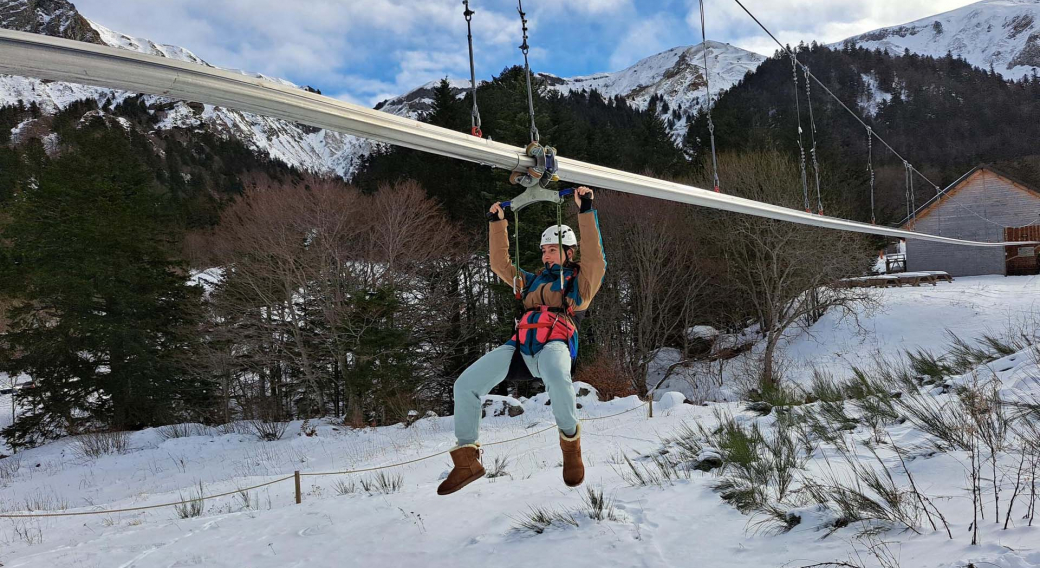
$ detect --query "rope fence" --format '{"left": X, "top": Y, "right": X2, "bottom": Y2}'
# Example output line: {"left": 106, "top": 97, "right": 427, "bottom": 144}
{"left": 0, "top": 475, "right": 295, "bottom": 519}
{"left": 0, "top": 400, "right": 651, "bottom": 519}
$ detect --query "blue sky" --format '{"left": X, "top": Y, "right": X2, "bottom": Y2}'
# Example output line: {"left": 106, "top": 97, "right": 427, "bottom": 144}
{"left": 73, "top": 0, "right": 976, "bottom": 107}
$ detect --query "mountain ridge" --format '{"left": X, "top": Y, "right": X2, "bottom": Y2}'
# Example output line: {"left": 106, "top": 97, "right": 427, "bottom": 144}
{"left": 0, "top": 0, "right": 370, "bottom": 179}
{"left": 837, "top": 0, "right": 1040, "bottom": 80}
{"left": 377, "top": 40, "right": 765, "bottom": 143}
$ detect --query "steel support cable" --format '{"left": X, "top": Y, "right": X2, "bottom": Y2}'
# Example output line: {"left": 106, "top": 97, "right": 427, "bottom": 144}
{"left": 557, "top": 198, "right": 564, "bottom": 289}
{"left": 1, "top": 30, "right": 1034, "bottom": 246}
{"left": 908, "top": 163, "right": 916, "bottom": 226}
{"left": 729, "top": 0, "right": 1017, "bottom": 231}
{"left": 513, "top": 209, "right": 522, "bottom": 297}
{"left": 867, "top": 127, "right": 876, "bottom": 224}
{"left": 698, "top": 0, "right": 721, "bottom": 192}
{"left": 904, "top": 161, "right": 910, "bottom": 222}
{"left": 790, "top": 51, "right": 811, "bottom": 212}
{"left": 803, "top": 65, "right": 823, "bottom": 214}
{"left": 517, "top": 0, "right": 539, "bottom": 143}
{"left": 731, "top": 0, "right": 916, "bottom": 173}
{"left": 903, "top": 161, "right": 913, "bottom": 226}
{"left": 463, "top": 0, "right": 482, "bottom": 137}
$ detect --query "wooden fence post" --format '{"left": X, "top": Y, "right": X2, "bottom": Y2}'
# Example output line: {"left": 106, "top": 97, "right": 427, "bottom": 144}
{"left": 294, "top": 471, "right": 301, "bottom": 504}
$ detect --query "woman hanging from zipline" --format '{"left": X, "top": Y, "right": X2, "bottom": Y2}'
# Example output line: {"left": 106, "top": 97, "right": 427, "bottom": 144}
{"left": 437, "top": 186, "right": 607, "bottom": 495}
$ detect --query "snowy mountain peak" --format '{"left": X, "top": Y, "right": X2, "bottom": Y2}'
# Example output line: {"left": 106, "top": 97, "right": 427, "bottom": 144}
{"left": 374, "top": 77, "right": 472, "bottom": 116}
{"left": 378, "top": 41, "right": 765, "bottom": 143}
{"left": 548, "top": 41, "right": 763, "bottom": 112}
{"left": 543, "top": 41, "right": 764, "bottom": 142}
{"left": 839, "top": 0, "right": 1040, "bottom": 80}
{"left": 0, "top": 0, "right": 101, "bottom": 44}
{"left": 87, "top": 19, "right": 208, "bottom": 66}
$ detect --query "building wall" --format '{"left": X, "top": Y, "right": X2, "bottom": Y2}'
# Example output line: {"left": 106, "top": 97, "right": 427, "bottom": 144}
{"left": 906, "top": 170, "right": 1040, "bottom": 277}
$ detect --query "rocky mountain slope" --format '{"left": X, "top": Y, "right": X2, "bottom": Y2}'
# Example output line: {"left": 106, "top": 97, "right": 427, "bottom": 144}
{"left": 379, "top": 41, "right": 765, "bottom": 143}
{"left": 838, "top": 0, "right": 1040, "bottom": 81}
{"left": 0, "top": 0, "right": 370, "bottom": 178}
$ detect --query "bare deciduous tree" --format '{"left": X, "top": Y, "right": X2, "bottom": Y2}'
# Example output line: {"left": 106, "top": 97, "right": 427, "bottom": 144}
{"left": 706, "top": 152, "right": 877, "bottom": 389}
{"left": 210, "top": 180, "right": 335, "bottom": 416}
{"left": 592, "top": 192, "right": 712, "bottom": 395}
{"left": 202, "top": 178, "right": 462, "bottom": 424}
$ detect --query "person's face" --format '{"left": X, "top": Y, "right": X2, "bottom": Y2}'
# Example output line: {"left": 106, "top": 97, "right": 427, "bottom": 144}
{"left": 541, "top": 244, "right": 569, "bottom": 266}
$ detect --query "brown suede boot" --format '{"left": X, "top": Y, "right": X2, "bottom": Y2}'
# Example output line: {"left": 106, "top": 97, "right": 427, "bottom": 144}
{"left": 437, "top": 444, "right": 486, "bottom": 495}
{"left": 559, "top": 423, "right": 584, "bottom": 487}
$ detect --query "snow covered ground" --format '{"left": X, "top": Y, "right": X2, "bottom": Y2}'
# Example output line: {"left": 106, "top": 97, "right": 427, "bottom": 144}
{"left": 656, "top": 274, "right": 1040, "bottom": 401}
{"left": 783, "top": 274, "right": 1040, "bottom": 375}
{"left": 0, "top": 277, "right": 1039, "bottom": 567}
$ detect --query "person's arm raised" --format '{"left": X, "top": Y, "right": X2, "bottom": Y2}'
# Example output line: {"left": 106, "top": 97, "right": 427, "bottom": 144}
{"left": 488, "top": 202, "right": 526, "bottom": 290}
{"left": 573, "top": 187, "right": 606, "bottom": 310}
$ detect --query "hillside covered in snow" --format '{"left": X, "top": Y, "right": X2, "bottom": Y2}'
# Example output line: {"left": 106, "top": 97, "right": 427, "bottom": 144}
{"left": 543, "top": 41, "right": 763, "bottom": 112}
{"left": 839, "top": 0, "right": 1040, "bottom": 81}
{"left": 0, "top": 0, "right": 371, "bottom": 179}
{"left": 379, "top": 41, "right": 764, "bottom": 143}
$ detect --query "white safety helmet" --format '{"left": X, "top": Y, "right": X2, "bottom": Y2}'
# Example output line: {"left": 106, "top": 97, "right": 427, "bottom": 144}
{"left": 540, "top": 224, "right": 577, "bottom": 248}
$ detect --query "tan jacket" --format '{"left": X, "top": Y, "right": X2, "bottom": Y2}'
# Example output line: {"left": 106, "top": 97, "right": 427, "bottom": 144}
{"left": 489, "top": 210, "right": 607, "bottom": 313}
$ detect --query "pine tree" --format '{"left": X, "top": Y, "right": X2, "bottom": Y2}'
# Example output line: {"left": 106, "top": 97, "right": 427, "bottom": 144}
{"left": 0, "top": 125, "right": 206, "bottom": 448}
{"left": 427, "top": 78, "right": 465, "bottom": 130}
{"left": 0, "top": 146, "right": 21, "bottom": 202}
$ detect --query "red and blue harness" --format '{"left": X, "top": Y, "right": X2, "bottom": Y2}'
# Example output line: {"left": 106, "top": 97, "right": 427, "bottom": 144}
{"left": 507, "top": 265, "right": 583, "bottom": 360}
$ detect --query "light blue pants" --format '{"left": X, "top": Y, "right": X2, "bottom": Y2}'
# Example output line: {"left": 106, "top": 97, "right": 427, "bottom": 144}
{"left": 453, "top": 342, "right": 579, "bottom": 446}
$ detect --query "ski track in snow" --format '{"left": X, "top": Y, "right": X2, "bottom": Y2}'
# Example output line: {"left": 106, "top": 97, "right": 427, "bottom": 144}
{"left": 0, "top": 278, "right": 1039, "bottom": 566}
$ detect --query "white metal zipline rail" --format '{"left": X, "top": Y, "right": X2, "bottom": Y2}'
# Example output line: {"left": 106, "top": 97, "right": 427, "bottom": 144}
{"left": 0, "top": 29, "right": 1033, "bottom": 248}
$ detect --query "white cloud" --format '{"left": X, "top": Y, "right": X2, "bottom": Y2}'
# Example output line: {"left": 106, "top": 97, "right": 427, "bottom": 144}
{"left": 330, "top": 90, "right": 367, "bottom": 107}
{"left": 607, "top": 13, "right": 687, "bottom": 70}
{"left": 73, "top": 0, "right": 529, "bottom": 103}
{"left": 388, "top": 50, "right": 468, "bottom": 98}
{"left": 68, "top": 0, "right": 984, "bottom": 105}
{"left": 539, "top": 0, "right": 634, "bottom": 16}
